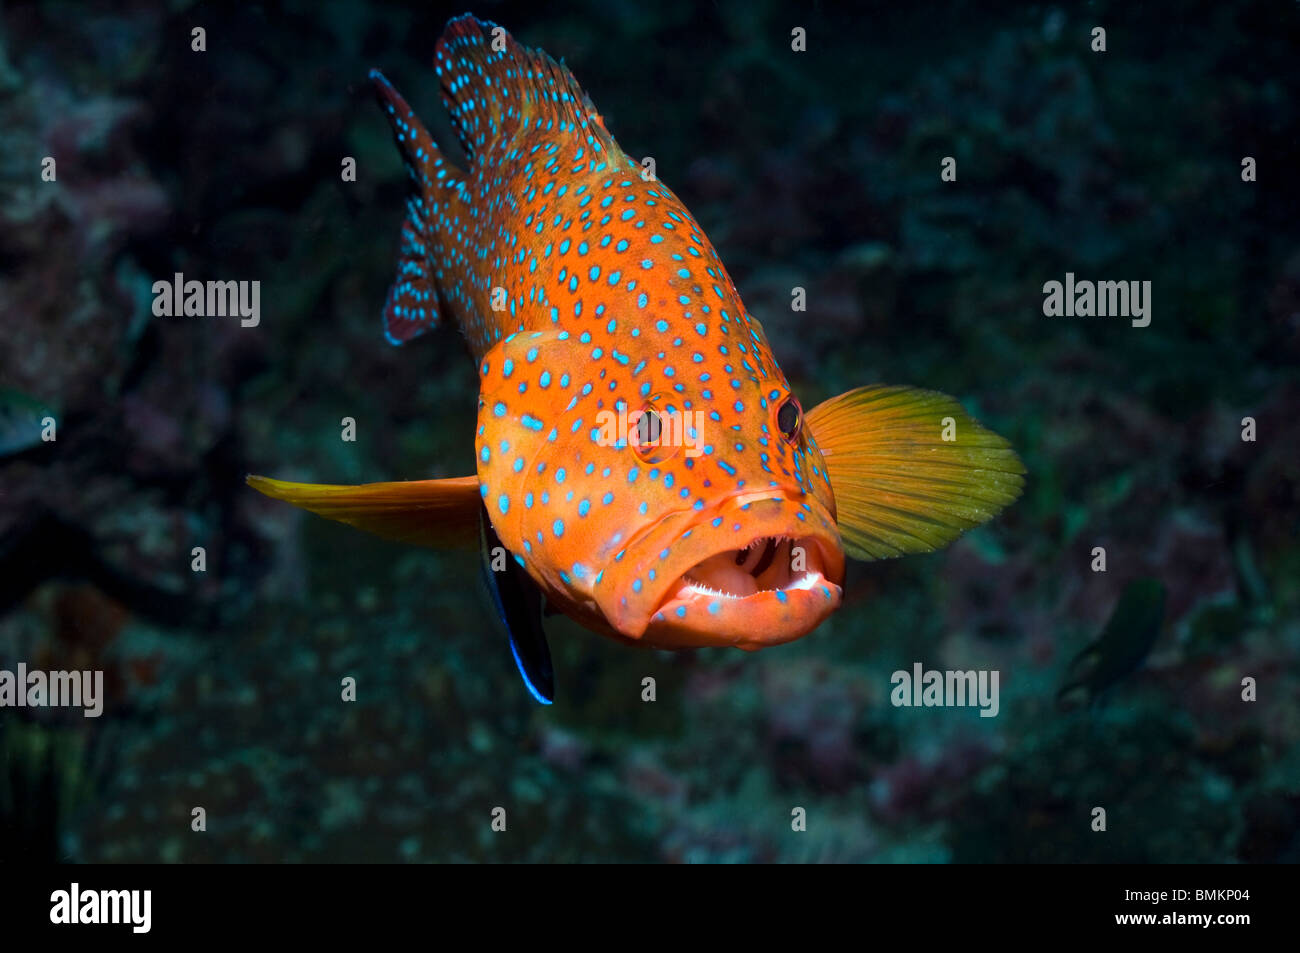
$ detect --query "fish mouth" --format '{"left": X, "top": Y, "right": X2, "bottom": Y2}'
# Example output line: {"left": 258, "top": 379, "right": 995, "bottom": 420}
{"left": 596, "top": 491, "right": 846, "bottom": 650}
{"left": 669, "top": 534, "right": 831, "bottom": 602}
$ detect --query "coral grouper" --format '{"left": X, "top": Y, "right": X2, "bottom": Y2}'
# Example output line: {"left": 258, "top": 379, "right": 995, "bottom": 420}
{"left": 248, "top": 14, "right": 1025, "bottom": 703}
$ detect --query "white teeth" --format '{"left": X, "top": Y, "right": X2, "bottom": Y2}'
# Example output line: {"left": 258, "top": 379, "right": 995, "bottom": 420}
{"left": 665, "top": 534, "right": 828, "bottom": 612}
{"left": 784, "top": 572, "right": 819, "bottom": 592}
{"left": 676, "top": 570, "right": 822, "bottom": 603}
{"left": 683, "top": 581, "right": 742, "bottom": 600}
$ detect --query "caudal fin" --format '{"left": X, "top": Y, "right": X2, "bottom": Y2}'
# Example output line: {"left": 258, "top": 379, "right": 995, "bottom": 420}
{"left": 370, "top": 16, "right": 618, "bottom": 347}
{"left": 434, "top": 14, "right": 615, "bottom": 164}
{"left": 804, "top": 386, "right": 1025, "bottom": 561}
{"left": 370, "top": 68, "right": 457, "bottom": 346}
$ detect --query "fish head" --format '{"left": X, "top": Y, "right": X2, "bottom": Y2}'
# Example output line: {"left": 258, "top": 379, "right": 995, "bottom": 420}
{"left": 476, "top": 327, "right": 845, "bottom": 651}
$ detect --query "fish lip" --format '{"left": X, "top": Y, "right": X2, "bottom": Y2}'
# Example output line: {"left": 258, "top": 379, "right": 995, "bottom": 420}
{"left": 596, "top": 489, "right": 845, "bottom": 643}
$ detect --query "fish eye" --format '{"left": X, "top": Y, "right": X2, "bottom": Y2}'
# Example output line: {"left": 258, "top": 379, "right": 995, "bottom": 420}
{"left": 776, "top": 397, "right": 801, "bottom": 442}
{"left": 630, "top": 404, "right": 679, "bottom": 464}
{"left": 636, "top": 408, "right": 663, "bottom": 446}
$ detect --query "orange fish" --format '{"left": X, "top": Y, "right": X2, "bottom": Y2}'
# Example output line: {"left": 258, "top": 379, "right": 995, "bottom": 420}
{"left": 248, "top": 15, "right": 1025, "bottom": 703}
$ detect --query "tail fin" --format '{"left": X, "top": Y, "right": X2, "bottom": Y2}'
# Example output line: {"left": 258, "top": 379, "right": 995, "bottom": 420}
{"left": 804, "top": 386, "right": 1025, "bottom": 561}
{"left": 434, "top": 14, "right": 615, "bottom": 164}
{"left": 370, "top": 68, "right": 458, "bottom": 346}
{"left": 369, "top": 15, "right": 617, "bottom": 347}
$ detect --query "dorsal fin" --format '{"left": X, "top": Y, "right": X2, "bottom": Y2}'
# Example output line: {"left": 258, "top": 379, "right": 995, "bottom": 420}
{"left": 434, "top": 14, "right": 616, "bottom": 163}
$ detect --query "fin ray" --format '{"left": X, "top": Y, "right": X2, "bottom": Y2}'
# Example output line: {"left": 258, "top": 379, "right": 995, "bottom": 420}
{"left": 805, "top": 386, "right": 1025, "bottom": 561}
{"left": 246, "top": 474, "right": 481, "bottom": 549}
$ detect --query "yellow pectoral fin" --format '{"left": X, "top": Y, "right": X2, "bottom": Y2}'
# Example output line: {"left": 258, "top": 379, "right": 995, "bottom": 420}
{"left": 804, "top": 386, "right": 1025, "bottom": 561}
{"left": 246, "top": 474, "right": 481, "bottom": 549}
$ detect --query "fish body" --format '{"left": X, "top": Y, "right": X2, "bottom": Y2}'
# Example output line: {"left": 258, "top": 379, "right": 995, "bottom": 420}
{"left": 249, "top": 15, "right": 1025, "bottom": 700}
{"left": 1057, "top": 578, "right": 1166, "bottom": 709}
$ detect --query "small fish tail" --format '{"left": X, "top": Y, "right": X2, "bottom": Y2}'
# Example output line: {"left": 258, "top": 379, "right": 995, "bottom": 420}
{"left": 434, "top": 14, "right": 615, "bottom": 164}
{"left": 370, "top": 68, "right": 458, "bottom": 345}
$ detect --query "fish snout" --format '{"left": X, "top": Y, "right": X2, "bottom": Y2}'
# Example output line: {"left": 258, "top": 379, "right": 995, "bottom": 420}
{"left": 594, "top": 492, "right": 845, "bottom": 650}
